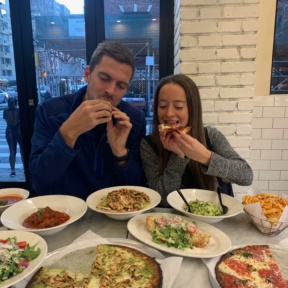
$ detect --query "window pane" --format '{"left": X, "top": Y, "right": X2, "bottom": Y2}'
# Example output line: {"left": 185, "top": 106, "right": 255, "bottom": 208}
{"left": 271, "top": 0, "right": 288, "bottom": 94}
{"left": 30, "top": 0, "right": 85, "bottom": 102}
{"left": 0, "top": 1, "right": 24, "bottom": 181}
{"left": 104, "top": 0, "right": 159, "bottom": 119}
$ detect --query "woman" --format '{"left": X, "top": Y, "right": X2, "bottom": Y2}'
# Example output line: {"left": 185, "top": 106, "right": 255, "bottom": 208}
{"left": 140, "top": 74, "right": 253, "bottom": 207}
{"left": 3, "top": 97, "right": 23, "bottom": 177}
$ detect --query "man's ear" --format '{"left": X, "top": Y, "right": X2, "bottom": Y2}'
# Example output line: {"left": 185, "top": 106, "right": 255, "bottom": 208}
{"left": 84, "top": 66, "right": 90, "bottom": 81}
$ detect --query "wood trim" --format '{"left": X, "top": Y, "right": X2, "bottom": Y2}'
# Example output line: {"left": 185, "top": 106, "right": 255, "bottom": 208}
{"left": 254, "top": 0, "right": 277, "bottom": 96}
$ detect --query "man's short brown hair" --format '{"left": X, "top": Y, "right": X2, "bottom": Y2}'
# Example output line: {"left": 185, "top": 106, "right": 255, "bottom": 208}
{"left": 89, "top": 41, "right": 135, "bottom": 81}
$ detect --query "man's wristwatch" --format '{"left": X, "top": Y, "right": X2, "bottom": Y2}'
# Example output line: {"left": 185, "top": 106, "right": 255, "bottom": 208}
{"left": 113, "top": 149, "right": 129, "bottom": 162}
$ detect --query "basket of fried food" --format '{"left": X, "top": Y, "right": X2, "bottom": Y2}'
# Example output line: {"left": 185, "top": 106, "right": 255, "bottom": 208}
{"left": 242, "top": 193, "right": 288, "bottom": 236}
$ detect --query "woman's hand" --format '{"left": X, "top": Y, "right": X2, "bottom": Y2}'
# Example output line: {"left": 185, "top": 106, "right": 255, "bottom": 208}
{"left": 172, "top": 131, "right": 212, "bottom": 165}
{"left": 160, "top": 132, "right": 185, "bottom": 158}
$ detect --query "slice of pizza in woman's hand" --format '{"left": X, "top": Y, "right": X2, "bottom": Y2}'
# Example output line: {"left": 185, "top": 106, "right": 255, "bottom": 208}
{"left": 215, "top": 245, "right": 288, "bottom": 288}
{"left": 146, "top": 215, "right": 211, "bottom": 250}
{"left": 158, "top": 123, "right": 191, "bottom": 139}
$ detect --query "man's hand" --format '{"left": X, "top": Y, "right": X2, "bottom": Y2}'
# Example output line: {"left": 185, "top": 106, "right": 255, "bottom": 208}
{"left": 107, "top": 106, "right": 132, "bottom": 157}
{"left": 60, "top": 99, "right": 112, "bottom": 148}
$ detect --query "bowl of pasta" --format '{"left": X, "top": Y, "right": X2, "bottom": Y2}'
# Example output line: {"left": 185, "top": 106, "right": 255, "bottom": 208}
{"left": 242, "top": 193, "right": 288, "bottom": 236}
{"left": 86, "top": 186, "right": 161, "bottom": 221}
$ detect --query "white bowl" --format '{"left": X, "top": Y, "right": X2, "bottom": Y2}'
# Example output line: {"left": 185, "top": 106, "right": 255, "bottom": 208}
{"left": 0, "top": 188, "right": 30, "bottom": 214}
{"left": 0, "top": 230, "right": 48, "bottom": 288}
{"left": 167, "top": 189, "right": 243, "bottom": 223}
{"left": 1, "top": 195, "right": 87, "bottom": 236}
{"left": 86, "top": 186, "right": 161, "bottom": 221}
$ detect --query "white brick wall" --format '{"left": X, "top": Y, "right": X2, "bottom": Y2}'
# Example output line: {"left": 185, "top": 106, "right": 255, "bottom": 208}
{"left": 175, "top": 0, "right": 288, "bottom": 197}
{"left": 251, "top": 96, "right": 288, "bottom": 193}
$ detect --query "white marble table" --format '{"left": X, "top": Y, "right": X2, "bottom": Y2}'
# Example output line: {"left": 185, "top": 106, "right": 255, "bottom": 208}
{"left": 35, "top": 207, "right": 288, "bottom": 288}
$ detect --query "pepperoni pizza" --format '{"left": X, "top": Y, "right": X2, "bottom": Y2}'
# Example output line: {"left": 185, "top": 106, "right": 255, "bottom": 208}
{"left": 215, "top": 245, "right": 288, "bottom": 288}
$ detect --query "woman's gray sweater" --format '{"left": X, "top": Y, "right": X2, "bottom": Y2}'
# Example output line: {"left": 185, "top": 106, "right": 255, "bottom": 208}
{"left": 140, "top": 125, "right": 253, "bottom": 207}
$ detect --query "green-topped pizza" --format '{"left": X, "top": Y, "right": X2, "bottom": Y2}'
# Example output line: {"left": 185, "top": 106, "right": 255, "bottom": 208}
{"left": 25, "top": 267, "right": 98, "bottom": 287}
{"left": 26, "top": 244, "right": 162, "bottom": 288}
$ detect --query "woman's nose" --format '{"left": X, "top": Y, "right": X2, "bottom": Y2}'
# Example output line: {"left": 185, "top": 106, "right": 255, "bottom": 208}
{"left": 166, "top": 105, "right": 175, "bottom": 116}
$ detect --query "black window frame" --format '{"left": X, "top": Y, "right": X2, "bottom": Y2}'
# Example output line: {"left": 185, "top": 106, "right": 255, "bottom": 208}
{"left": 270, "top": 0, "right": 288, "bottom": 94}
{"left": 2, "top": 0, "right": 174, "bottom": 190}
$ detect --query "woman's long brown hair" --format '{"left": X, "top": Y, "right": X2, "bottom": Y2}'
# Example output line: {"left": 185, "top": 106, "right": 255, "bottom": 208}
{"left": 151, "top": 74, "right": 216, "bottom": 191}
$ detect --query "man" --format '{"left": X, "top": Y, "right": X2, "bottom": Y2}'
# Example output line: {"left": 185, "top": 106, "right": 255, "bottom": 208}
{"left": 29, "top": 41, "right": 146, "bottom": 199}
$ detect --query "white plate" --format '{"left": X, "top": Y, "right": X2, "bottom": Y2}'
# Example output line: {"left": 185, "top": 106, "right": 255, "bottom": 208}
{"left": 14, "top": 238, "right": 166, "bottom": 288}
{"left": 0, "top": 188, "right": 29, "bottom": 214}
{"left": 127, "top": 212, "right": 231, "bottom": 258}
{"left": 86, "top": 185, "right": 161, "bottom": 220}
{"left": 1, "top": 195, "right": 87, "bottom": 236}
{"left": 167, "top": 189, "right": 243, "bottom": 223}
{"left": 0, "top": 230, "right": 47, "bottom": 288}
{"left": 202, "top": 244, "right": 288, "bottom": 288}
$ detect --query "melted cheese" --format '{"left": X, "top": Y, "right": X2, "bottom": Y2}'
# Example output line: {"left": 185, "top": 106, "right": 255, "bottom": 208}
{"left": 93, "top": 245, "right": 160, "bottom": 287}
{"left": 27, "top": 267, "right": 98, "bottom": 288}
{"left": 28, "top": 245, "right": 161, "bottom": 288}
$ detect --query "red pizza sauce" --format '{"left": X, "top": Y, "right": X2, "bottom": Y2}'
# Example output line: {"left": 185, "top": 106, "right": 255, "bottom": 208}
{"left": 22, "top": 206, "right": 70, "bottom": 229}
{"left": 0, "top": 194, "right": 24, "bottom": 206}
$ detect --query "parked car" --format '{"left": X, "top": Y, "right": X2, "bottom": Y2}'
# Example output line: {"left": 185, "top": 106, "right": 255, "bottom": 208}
{"left": 122, "top": 95, "right": 147, "bottom": 114}
{"left": 70, "top": 84, "right": 87, "bottom": 93}
{"left": 6, "top": 87, "right": 18, "bottom": 99}
{"left": 0, "top": 89, "right": 9, "bottom": 103}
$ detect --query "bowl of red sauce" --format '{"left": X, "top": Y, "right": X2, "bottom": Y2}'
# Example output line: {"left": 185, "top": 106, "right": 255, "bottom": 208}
{"left": 0, "top": 195, "right": 87, "bottom": 236}
{"left": 0, "top": 188, "right": 30, "bottom": 215}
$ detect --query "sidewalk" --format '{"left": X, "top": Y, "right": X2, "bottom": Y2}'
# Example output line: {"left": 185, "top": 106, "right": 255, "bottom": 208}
{"left": 0, "top": 166, "right": 25, "bottom": 182}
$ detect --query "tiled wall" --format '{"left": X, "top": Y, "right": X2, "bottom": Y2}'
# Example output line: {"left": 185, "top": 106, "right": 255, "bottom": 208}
{"left": 250, "top": 96, "right": 288, "bottom": 194}
{"left": 175, "top": 0, "right": 288, "bottom": 197}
